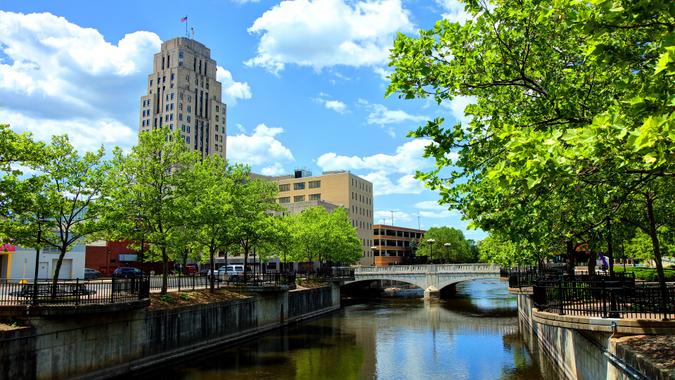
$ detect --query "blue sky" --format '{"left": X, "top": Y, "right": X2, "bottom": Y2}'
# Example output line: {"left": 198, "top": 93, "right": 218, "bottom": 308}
{"left": 0, "top": 0, "right": 485, "bottom": 240}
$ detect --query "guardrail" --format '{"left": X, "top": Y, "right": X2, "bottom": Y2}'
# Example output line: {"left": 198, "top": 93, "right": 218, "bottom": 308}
{"left": 0, "top": 277, "right": 150, "bottom": 306}
{"left": 533, "top": 276, "right": 673, "bottom": 320}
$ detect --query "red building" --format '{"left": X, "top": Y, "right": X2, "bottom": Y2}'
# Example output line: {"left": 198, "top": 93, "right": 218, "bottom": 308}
{"left": 85, "top": 240, "right": 163, "bottom": 276}
{"left": 372, "top": 224, "right": 425, "bottom": 267}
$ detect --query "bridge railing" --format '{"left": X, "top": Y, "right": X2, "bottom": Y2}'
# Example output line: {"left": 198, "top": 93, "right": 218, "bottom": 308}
{"left": 354, "top": 264, "right": 499, "bottom": 274}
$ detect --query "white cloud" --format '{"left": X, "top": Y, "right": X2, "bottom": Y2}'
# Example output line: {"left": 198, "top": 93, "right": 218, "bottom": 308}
{"left": 374, "top": 209, "right": 412, "bottom": 224}
{"left": 216, "top": 66, "right": 253, "bottom": 105}
{"left": 441, "top": 95, "right": 476, "bottom": 126}
{"left": 435, "top": 0, "right": 472, "bottom": 24}
{"left": 1, "top": 111, "right": 134, "bottom": 153}
{"left": 323, "top": 100, "right": 347, "bottom": 114}
{"left": 373, "top": 66, "right": 392, "bottom": 81}
{"left": 0, "top": 11, "right": 160, "bottom": 151}
{"left": 245, "top": 0, "right": 414, "bottom": 74}
{"left": 414, "top": 199, "right": 459, "bottom": 218}
{"left": 261, "top": 162, "right": 287, "bottom": 176}
{"left": 366, "top": 103, "right": 427, "bottom": 125}
{"left": 226, "top": 124, "right": 295, "bottom": 166}
{"left": 317, "top": 139, "right": 432, "bottom": 195}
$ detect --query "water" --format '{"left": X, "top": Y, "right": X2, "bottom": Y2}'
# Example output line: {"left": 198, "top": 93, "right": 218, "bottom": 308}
{"left": 136, "top": 279, "right": 558, "bottom": 379}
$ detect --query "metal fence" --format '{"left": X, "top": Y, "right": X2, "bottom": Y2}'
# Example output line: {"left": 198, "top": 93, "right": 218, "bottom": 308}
{"left": 533, "top": 276, "right": 673, "bottom": 320}
{"left": 0, "top": 277, "right": 150, "bottom": 306}
{"left": 148, "top": 272, "right": 297, "bottom": 291}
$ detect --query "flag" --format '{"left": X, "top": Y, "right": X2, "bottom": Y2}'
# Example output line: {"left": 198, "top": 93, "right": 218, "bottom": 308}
{"left": 180, "top": 16, "right": 188, "bottom": 22}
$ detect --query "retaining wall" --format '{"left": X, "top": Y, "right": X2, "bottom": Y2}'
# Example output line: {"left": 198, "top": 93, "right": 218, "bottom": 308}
{"left": 0, "top": 284, "right": 340, "bottom": 380}
{"left": 517, "top": 294, "right": 657, "bottom": 380}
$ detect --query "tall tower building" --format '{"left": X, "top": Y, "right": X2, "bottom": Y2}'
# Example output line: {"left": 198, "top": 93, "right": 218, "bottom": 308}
{"left": 139, "top": 38, "right": 227, "bottom": 159}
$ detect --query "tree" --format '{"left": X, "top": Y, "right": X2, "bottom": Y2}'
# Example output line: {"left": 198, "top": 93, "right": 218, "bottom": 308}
{"left": 229, "top": 170, "right": 279, "bottom": 278}
{"left": 185, "top": 157, "right": 241, "bottom": 291}
{"left": 386, "top": 0, "right": 674, "bottom": 295}
{"left": 34, "top": 136, "right": 108, "bottom": 288}
{"left": 101, "top": 127, "right": 197, "bottom": 294}
{"left": 415, "top": 226, "right": 472, "bottom": 263}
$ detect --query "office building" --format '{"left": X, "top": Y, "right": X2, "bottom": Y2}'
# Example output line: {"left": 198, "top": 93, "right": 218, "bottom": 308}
{"left": 139, "top": 37, "right": 227, "bottom": 159}
{"left": 372, "top": 224, "right": 425, "bottom": 266}
{"left": 266, "top": 170, "right": 375, "bottom": 266}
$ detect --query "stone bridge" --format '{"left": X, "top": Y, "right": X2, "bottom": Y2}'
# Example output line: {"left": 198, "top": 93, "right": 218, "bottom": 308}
{"left": 349, "top": 264, "right": 501, "bottom": 299}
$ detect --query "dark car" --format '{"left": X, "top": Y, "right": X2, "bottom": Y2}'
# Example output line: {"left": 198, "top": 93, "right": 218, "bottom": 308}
{"left": 112, "top": 267, "right": 144, "bottom": 278}
{"left": 84, "top": 268, "right": 101, "bottom": 280}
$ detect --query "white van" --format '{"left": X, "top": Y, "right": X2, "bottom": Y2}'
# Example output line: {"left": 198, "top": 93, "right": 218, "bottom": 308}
{"left": 218, "top": 265, "right": 244, "bottom": 279}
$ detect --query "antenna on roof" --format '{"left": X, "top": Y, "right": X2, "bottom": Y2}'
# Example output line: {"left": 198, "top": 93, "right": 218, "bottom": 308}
{"left": 191, "top": 27, "right": 195, "bottom": 40}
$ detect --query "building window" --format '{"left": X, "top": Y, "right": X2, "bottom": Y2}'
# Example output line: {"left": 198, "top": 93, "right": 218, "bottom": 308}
{"left": 308, "top": 180, "right": 321, "bottom": 189}
{"left": 294, "top": 195, "right": 305, "bottom": 202}
{"left": 309, "top": 193, "right": 320, "bottom": 201}
{"left": 279, "top": 184, "right": 290, "bottom": 192}
{"left": 278, "top": 197, "right": 290, "bottom": 204}
{"left": 294, "top": 182, "right": 305, "bottom": 190}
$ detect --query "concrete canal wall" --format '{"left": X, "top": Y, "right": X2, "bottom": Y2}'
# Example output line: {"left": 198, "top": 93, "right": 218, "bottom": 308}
{"left": 0, "top": 285, "right": 340, "bottom": 380}
{"left": 516, "top": 293, "right": 672, "bottom": 380}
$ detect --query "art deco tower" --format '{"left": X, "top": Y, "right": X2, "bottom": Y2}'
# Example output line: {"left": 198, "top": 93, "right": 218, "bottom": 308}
{"left": 139, "top": 38, "right": 227, "bottom": 159}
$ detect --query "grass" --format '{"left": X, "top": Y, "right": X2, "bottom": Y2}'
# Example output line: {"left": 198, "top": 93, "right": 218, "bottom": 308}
{"left": 613, "top": 266, "right": 675, "bottom": 281}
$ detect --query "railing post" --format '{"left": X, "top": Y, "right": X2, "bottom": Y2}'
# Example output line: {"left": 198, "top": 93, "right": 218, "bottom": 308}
{"left": 110, "top": 277, "right": 115, "bottom": 303}
{"left": 75, "top": 278, "right": 80, "bottom": 306}
{"left": 601, "top": 278, "right": 608, "bottom": 318}
{"left": 178, "top": 275, "right": 181, "bottom": 291}
{"left": 558, "top": 275, "right": 564, "bottom": 315}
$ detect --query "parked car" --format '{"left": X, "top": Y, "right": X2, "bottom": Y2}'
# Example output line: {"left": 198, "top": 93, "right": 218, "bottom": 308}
{"left": 112, "top": 267, "right": 144, "bottom": 278}
{"left": 84, "top": 268, "right": 101, "bottom": 280}
{"left": 184, "top": 264, "right": 198, "bottom": 276}
{"left": 217, "top": 265, "right": 244, "bottom": 280}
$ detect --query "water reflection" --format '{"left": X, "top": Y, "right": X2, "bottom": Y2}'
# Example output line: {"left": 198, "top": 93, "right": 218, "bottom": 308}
{"left": 131, "top": 279, "right": 557, "bottom": 380}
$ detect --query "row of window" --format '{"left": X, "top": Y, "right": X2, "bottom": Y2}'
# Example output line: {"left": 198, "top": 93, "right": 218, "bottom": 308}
{"left": 351, "top": 205, "right": 371, "bottom": 218}
{"left": 351, "top": 177, "right": 371, "bottom": 193}
{"left": 351, "top": 192, "right": 371, "bottom": 205}
{"left": 278, "top": 193, "right": 321, "bottom": 203}
{"left": 374, "top": 239, "right": 412, "bottom": 247}
{"left": 352, "top": 219, "right": 372, "bottom": 230}
{"left": 374, "top": 229, "right": 423, "bottom": 239}
{"left": 278, "top": 180, "right": 321, "bottom": 192}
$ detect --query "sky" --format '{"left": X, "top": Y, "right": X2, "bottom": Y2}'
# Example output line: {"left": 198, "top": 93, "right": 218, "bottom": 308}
{"left": 0, "top": 0, "right": 485, "bottom": 240}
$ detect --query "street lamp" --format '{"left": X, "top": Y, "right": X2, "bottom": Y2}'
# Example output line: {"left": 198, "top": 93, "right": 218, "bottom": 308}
{"left": 443, "top": 243, "right": 451, "bottom": 264}
{"left": 427, "top": 239, "right": 436, "bottom": 264}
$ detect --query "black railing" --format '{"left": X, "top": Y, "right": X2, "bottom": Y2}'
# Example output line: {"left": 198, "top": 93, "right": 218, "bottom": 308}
{"left": 533, "top": 276, "right": 673, "bottom": 320}
{"left": 0, "top": 277, "right": 150, "bottom": 306}
{"left": 301, "top": 267, "right": 355, "bottom": 281}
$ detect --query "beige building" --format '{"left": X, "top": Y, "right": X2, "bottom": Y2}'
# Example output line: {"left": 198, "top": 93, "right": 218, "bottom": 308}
{"left": 139, "top": 37, "right": 227, "bottom": 159}
{"left": 265, "top": 170, "right": 375, "bottom": 266}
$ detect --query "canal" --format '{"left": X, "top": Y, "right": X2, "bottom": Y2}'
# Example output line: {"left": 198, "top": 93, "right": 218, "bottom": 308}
{"left": 134, "top": 279, "right": 560, "bottom": 379}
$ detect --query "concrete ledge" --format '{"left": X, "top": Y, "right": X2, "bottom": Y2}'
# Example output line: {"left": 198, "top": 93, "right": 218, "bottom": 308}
{"left": 532, "top": 308, "right": 675, "bottom": 335}
{"left": 0, "top": 300, "right": 150, "bottom": 317}
{"left": 508, "top": 287, "right": 533, "bottom": 295}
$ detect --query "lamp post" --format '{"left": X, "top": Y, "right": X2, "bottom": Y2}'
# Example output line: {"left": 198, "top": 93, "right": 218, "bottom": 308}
{"left": 443, "top": 243, "right": 451, "bottom": 264}
{"left": 427, "top": 238, "right": 436, "bottom": 264}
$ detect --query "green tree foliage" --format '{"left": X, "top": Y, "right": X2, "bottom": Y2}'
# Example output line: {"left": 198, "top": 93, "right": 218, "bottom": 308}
{"left": 415, "top": 226, "right": 474, "bottom": 263}
{"left": 100, "top": 127, "right": 197, "bottom": 294}
{"left": 289, "top": 207, "right": 361, "bottom": 266}
{"left": 229, "top": 170, "right": 280, "bottom": 275}
{"left": 387, "top": 0, "right": 674, "bottom": 293}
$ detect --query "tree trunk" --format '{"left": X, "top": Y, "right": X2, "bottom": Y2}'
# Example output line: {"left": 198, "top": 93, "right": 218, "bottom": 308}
{"left": 209, "top": 247, "right": 215, "bottom": 293}
{"left": 243, "top": 245, "right": 249, "bottom": 283}
{"left": 51, "top": 247, "right": 67, "bottom": 298}
{"left": 645, "top": 193, "right": 669, "bottom": 314}
{"left": 161, "top": 246, "right": 168, "bottom": 294}
{"left": 587, "top": 249, "right": 596, "bottom": 276}
{"left": 606, "top": 219, "right": 614, "bottom": 277}
{"left": 565, "top": 240, "right": 575, "bottom": 276}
